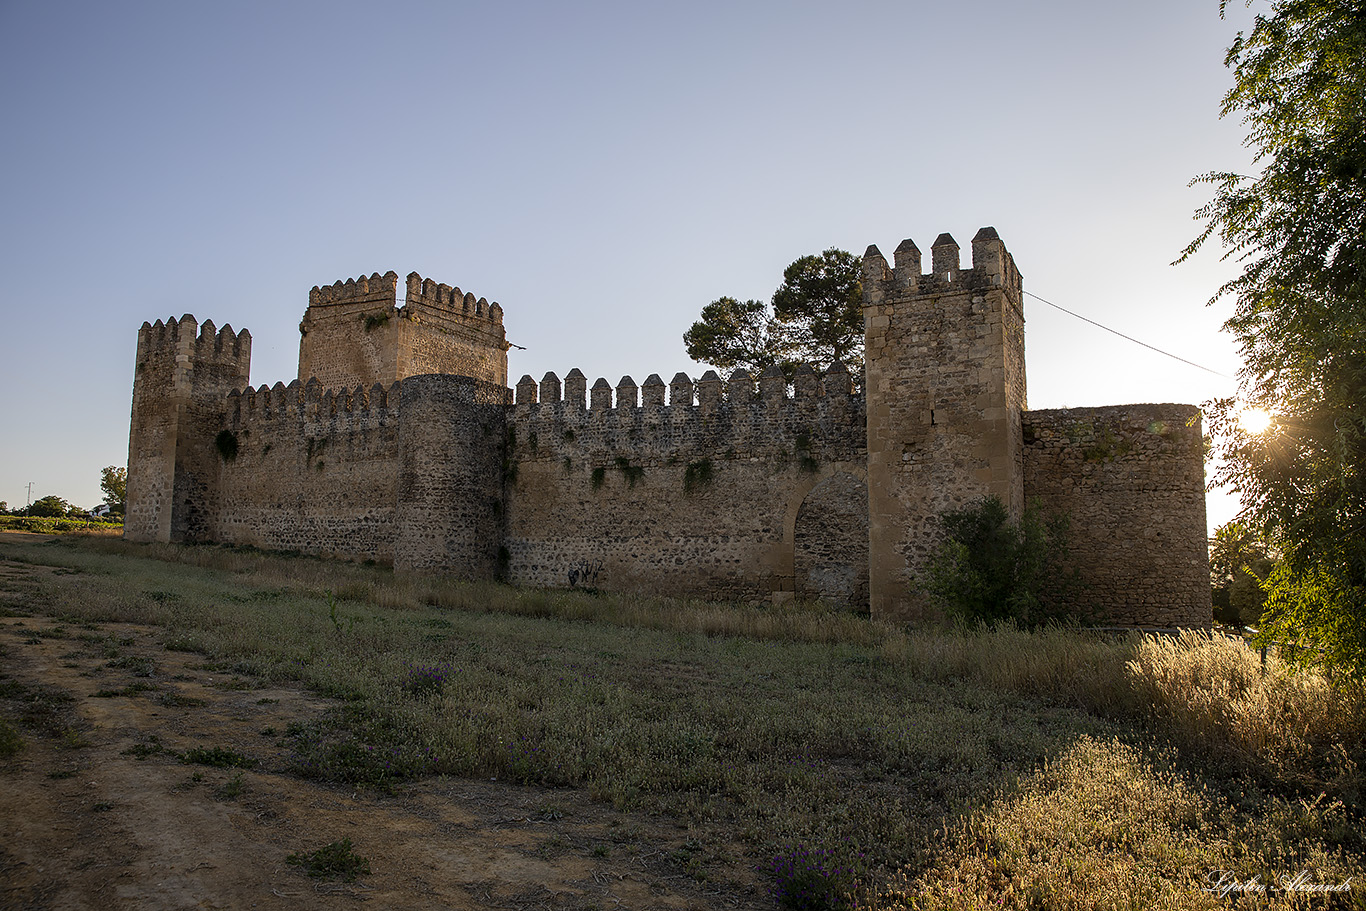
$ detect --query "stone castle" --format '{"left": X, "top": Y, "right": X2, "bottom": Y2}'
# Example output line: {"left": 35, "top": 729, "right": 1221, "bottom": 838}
{"left": 124, "top": 228, "right": 1212, "bottom": 625}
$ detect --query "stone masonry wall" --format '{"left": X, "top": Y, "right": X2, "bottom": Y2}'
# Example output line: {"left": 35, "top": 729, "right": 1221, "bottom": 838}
{"left": 1022, "top": 404, "right": 1211, "bottom": 627}
{"left": 214, "top": 374, "right": 510, "bottom": 571}
{"left": 394, "top": 375, "right": 510, "bottom": 578}
{"left": 216, "top": 380, "right": 403, "bottom": 561}
{"left": 505, "top": 365, "right": 867, "bottom": 604}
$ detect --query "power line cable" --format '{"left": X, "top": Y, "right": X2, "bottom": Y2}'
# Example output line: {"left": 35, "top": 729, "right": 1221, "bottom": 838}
{"left": 1023, "top": 289, "right": 1235, "bottom": 380}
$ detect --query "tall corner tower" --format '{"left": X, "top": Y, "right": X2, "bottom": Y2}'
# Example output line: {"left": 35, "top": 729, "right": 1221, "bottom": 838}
{"left": 863, "top": 227, "right": 1026, "bottom": 620}
{"left": 125, "top": 316, "right": 251, "bottom": 543}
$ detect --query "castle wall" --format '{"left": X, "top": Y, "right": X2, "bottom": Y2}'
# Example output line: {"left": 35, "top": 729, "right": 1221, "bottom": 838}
{"left": 394, "top": 375, "right": 510, "bottom": 578}
{"left": 126, "top": 233, "right": 1214, "bottom": 629}
{"left": 213, "top": 374, "right": 510, "bottom": 570}
{"left": 1022, "top": 404, "right": 1211, "bottom": 627}
{"left": 504, "top": 367, "right": 868, "bottom": 603}
{"left": 794, "top": 471, "right": 870, "bottom": 606}
{"left": 216, "top": 380, "right": 403, "bottom": 561}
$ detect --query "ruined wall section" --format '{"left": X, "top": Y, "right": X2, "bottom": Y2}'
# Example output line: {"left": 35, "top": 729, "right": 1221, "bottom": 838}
{"left": 1022, "top": 404, "right": 1211, "bottom": 627}
{"left": 125, "top": 316, "right": 251, "bottom": 543}
{"left": 297, "top": 272, "right": 401, "bottom": 391}
{"left": 217, "top": 380, "right": 403, "bottom": 561}
{"left": 505, "top": 364, "right": 866, "bottom": 603}
{"left": 863, "top": 228, "right": 1025, "bottom": 620}
{"left": 399, "top": 273, "right": 509, "bottom": 388}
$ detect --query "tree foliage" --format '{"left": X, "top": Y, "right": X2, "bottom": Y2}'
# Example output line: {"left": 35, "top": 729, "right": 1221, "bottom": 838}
{"left": 923, "top": 496, "right": 1080, "bottom": 629}
{"left": 100, "top": 465, "right": 127, "bottom": 509}
{"left": 1209, "top": 520, "right": 1277, "bottom": 627}
{"left": 684, "top": 249, "right": 862, "bottom": 375}
{"left": 770, "top": 248, "right": 865, "bottom": 370}
{"left": 1181, "top": 1, "right": 1366, "bottom": 674}
{"left": 682, "top": 297, "right": 790, "bottom": 375}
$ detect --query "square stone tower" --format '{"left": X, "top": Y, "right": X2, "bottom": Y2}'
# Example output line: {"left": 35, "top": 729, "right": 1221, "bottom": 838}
{"left": 297, "top": 270, "right": 509, "bottom": 391}
{"left": 125, "top": 316, "right": 251, "bottom": 543}
{"left": 862, "top": 228, "right": 1026, "bottom": 619}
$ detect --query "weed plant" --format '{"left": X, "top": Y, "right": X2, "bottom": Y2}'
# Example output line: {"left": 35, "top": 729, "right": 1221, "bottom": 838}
{"left": 0, "top": 718, "right": 23, "bottom": 757}
{"left": 402, "top": 661, "right": 456, "bottom": 696}
{"left": 214, "top": 771, "right": 245, "bottom": 800}
{"left": 1, "top": 534, "right": 1363, "bottom": 908}
{"left": 179, "top": 747, "right": 256, "bottom": 769}
{"left": 766, "top": 845, "right": 859, "bottom": 910}
{"left": 286, "top": 838, "right": 370, "bottom": 882}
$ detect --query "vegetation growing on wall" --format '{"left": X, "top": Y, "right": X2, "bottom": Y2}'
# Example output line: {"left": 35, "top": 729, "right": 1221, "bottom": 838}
{"left": 682, "top": 459, "right": 713, "bottom": 494}
{"left": 613, "top": 457, "right": 645, "bottom": 488}
{"left": 1081, "top": 428, "right": 1132, "bottom": 463}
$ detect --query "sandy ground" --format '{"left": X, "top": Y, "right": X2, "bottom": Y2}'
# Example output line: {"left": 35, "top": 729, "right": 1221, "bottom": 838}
{"left": 0, "top": 556, "right": 766, "bottom": 911}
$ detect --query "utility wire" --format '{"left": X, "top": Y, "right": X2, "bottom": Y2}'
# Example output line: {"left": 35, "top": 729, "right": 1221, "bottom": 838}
{"left": 1023, "top": 289, "right": 1235, "bottom": 380}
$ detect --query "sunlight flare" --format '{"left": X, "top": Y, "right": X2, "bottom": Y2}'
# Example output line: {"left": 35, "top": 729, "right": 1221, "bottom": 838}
{"left": 1238, "top": 406, "right": 1273, "bottom": 434}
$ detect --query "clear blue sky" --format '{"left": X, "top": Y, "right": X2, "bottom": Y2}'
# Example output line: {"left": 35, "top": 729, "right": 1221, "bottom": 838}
{"left": 0, "top": 0, "right": 1259, "bottom": 528}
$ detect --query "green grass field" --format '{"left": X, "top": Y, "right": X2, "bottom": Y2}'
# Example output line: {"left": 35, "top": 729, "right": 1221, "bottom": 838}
{"left": 1, "top": 532, "right": 1361, "bottom": 909}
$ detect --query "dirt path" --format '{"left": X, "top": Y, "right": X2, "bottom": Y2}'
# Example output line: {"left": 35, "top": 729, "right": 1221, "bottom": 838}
{"left": 0, "top": 561, "right": 765, "bottom": 911}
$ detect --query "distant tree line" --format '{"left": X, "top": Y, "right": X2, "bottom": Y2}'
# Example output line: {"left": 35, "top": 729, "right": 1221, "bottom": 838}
{"left": 1, "top": 466, "right": 126, "bottom": 519}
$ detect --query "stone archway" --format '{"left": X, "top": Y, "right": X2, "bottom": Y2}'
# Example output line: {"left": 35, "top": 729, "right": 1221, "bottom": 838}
{"left": 793, "top": 472, "right": 869, "bottom": 608}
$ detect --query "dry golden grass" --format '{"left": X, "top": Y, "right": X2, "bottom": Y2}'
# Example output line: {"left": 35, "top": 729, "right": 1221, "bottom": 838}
{"left": 869, "top": 734, "right": 1363, "bottom": 910}
{"left": 1124, "top": 630, "right": 1365, "bottom": 798}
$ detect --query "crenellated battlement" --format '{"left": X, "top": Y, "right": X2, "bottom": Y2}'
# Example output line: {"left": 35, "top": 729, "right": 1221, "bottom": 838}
{"left": 299, "top": 269, "right": 508, "bottom": 391}
{"left": 513, "top": 361, "right": 855, "bottom": 410}
{"left": 509, "top": 361, "right": 865, "bottom": 470}
{"left": 136, "top": 314, "right": 252, "bottom": 364}
{"left": 404, "top": 271, "right": 504, "bottom": 325}
{"left": 308, "top": 271, "right": 399, "bottom": 307}
{"left": 133, "top": 314, "right": 253, "bottom": 395}
{"left": 862, "top": 226, "right": 1022, "bottom": 307}
{"left": 228, "top": 379, "right": 402, "bottom": 428}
